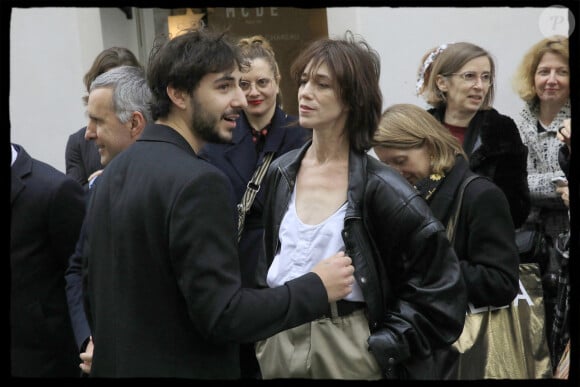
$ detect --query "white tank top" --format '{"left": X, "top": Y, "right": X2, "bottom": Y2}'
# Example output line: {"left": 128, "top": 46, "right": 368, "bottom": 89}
{"left": 266, "top": 188, "right": 364, "bottom": 302}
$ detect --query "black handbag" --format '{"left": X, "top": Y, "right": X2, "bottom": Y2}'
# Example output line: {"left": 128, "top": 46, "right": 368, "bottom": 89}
{"left": 515, "top": 229, "right": 547, "bottom": 263}
{"left": 515, "top": 229, "right": 561, "bottom": 293}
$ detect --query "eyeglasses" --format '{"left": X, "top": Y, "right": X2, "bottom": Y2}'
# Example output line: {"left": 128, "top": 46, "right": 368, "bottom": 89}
{"left": 239, "top": 78, "right": 273, "bottom": 91}
{"left": 447, "top": 71, "right": 492, "bottom": 86}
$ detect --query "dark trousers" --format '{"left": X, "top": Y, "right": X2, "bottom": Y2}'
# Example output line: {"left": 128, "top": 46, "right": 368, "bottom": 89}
{"left": 240, "top": 342, "right": 261, "bottom": 379}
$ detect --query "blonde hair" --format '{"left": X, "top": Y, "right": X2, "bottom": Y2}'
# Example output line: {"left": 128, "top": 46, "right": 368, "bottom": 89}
{"left": 512, "top": 35, "right": 569, "bottom": 104}
{"left": 417, "top": 42, "right": 496, "bottom": 110}
{"left": 237, "top": 35, "right": 282, "bottom": 106}
{"left": 373, "top": 104, "right": 466, "bottom": 175}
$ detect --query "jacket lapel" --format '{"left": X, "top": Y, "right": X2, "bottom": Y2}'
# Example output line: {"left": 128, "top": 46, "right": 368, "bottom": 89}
{"left": 428, "top": 156, "right": 470, "bottom": 225}
{"left": 10, "top": 146, "right": 31, "bottom": 204}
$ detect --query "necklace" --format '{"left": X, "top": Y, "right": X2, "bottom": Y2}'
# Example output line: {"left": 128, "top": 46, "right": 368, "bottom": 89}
{"left": 251, "top": 126, "right": 269, "bottom": 143}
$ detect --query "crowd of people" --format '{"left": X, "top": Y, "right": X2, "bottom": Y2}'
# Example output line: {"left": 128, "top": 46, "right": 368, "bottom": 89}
{"left": 10, "top": 26, "right": 572, "bottom": 380}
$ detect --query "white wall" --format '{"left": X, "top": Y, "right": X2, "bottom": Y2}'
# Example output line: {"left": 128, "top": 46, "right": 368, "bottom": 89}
{"left": 100, "top": 8, "right": 141, "bottom": 58}
{"left": 9, "top": 6, "right": 570, "bottom": 172}
{"left": 10, "top": 8, "right": 101, "bottom": 172}
{"left": 9, "top": 7, "right": 141, "bottom": 173}
{"left": 328, "top": 7, "right": 548, "bottom": 120}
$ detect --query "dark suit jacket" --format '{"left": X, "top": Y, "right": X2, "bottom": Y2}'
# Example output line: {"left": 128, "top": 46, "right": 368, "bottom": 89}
{"left": 65, "top": 127, "right": 102, "bottom": 190}
{"left": 65, "top": 210, "right": 92, "bottom": 352}
{"left": 10, "top": 144, "right": 85, "bottom": 377}
{"left": 83, "top": 123, "right": 328, "bottom": 378}
{"left": 199, "top": 107, "right": 310, "bottom": 287}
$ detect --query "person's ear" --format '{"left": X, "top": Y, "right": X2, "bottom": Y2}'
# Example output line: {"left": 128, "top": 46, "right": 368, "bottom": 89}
{"left": 130, "top": 111, "right": 147, "bottom": 138}
{"left": 435, "top": 74, "right": 448, "bottom": 93}
{"left": 166, "top": 85, "right": 188, "bottom": 110}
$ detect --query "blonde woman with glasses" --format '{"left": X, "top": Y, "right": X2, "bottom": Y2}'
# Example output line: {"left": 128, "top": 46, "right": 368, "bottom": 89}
{"left": 416, "top": 42, "right": 530, "bottom": 229}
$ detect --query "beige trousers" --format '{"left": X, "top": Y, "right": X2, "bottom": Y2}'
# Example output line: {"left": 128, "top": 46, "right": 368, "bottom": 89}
{"left": 255, "top": 308, "right": 382, "bottom": 380}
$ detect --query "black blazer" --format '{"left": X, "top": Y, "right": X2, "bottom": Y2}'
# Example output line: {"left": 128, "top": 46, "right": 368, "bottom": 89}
{"left": 65, "top": 126, "right": 102, "bottom": 190}
{"left": 11, "top": 144, "right": 85, "bottom": 377}
{"left": 83, "top": 124, "right": 330, "bottom": 378}
{"left": 65, "top": 210, "right": 92, "bottom": 352}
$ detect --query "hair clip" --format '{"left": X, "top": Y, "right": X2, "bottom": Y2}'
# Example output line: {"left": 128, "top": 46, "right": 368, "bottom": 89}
{"left": 416, "top": 43, "right": 453, "bottom": 94}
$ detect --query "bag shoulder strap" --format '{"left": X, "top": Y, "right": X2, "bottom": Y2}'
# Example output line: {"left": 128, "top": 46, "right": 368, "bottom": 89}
{"left": 237, "top": 152, "right": 275, "bottom": 241}
{"left": 446, "top": 175, "right": 483, "bottom": 243}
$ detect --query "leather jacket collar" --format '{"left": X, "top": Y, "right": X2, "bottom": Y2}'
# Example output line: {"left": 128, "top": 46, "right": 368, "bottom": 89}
{"left": 275, "top": 140, "right": 368, "bottom": 217}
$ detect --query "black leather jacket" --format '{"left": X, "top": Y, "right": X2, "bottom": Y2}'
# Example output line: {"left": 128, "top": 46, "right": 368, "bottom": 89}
{"left": 258, "top": 142, "right": 467, "bottom": 379}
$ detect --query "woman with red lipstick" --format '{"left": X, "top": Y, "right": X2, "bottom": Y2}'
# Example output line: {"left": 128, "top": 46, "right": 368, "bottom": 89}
{"left": 512, "top": 36, "right": 570, "bottom": 367}
{"left": 417, "top": 42, "right": 530, "bottom": 229}
{"left": 199, "top": 35, "right": 310, "bottom": 379}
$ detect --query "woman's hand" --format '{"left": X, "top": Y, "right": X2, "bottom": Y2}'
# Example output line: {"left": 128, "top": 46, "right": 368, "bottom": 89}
{"left": 557, "top": 118, "right": 571, "bottom": 153}
{"left": 556, "top": 185, "right": 569, "bottom": 208}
